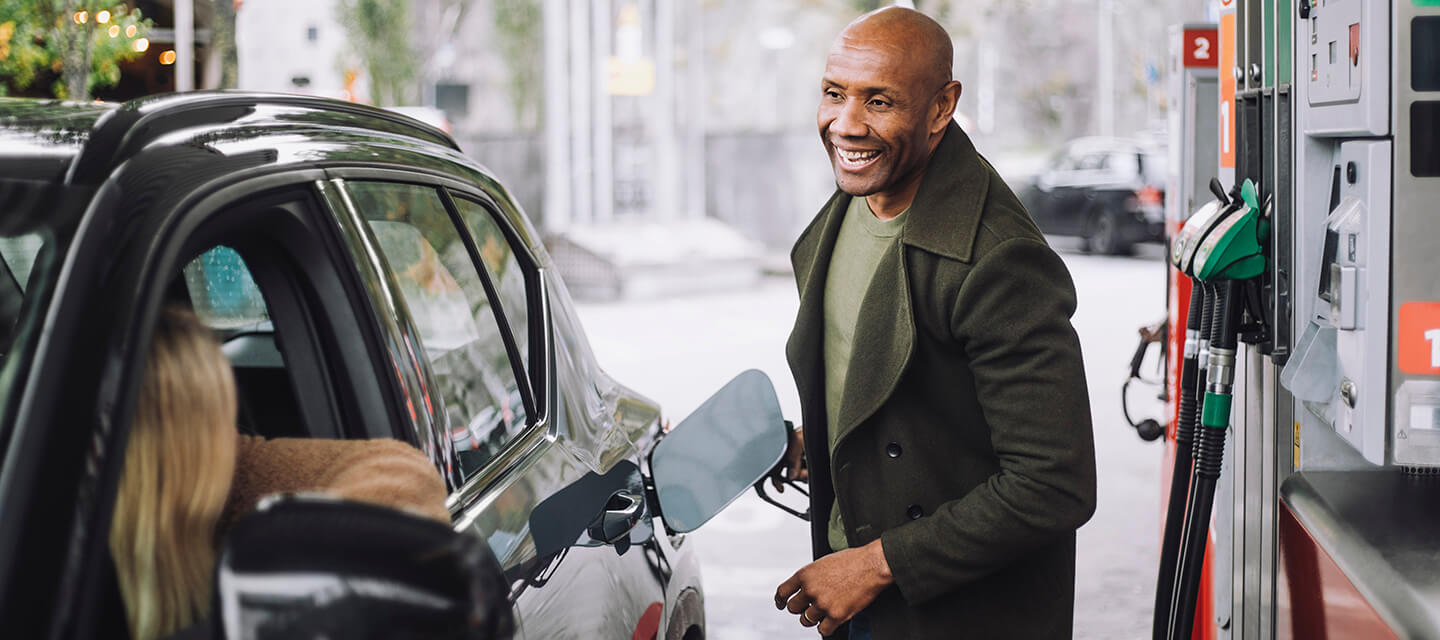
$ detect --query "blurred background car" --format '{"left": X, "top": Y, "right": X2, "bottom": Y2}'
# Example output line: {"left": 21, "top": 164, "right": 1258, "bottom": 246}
{"left": 1017, "top": 137, "right": 1168, "bottom": 255}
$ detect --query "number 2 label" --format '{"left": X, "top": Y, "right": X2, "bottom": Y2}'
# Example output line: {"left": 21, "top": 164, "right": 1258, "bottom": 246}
{"left": 1194, "top": 37, "right": 1211, "bottom": 60}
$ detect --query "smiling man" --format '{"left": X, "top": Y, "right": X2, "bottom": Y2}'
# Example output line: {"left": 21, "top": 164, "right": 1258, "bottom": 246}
{"left": 772, "top": 8, "right": 1097, "bottom": 639}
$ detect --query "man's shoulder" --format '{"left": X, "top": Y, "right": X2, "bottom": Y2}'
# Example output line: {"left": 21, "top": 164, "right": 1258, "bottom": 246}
{"left": 906, "top": 155, "right": 1049, "bottom": 269}
{"left": 970, "top": 164, "right": 1050, "bottom": 261}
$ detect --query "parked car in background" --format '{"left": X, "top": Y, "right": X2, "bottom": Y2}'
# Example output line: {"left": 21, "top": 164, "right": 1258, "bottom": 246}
{"left": 1017, "top": 137, "right": 1167, "bottom": 255}
{"left": 0, "top": 92, "right": 785, "bottom": 639}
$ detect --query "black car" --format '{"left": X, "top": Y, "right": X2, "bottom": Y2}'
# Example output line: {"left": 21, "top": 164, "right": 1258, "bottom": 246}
{"left": 0, "top": 93, "right": 786, "bottom": 638}
{"left": 1017, "top": 137, "right": 1167, "bottom": 255}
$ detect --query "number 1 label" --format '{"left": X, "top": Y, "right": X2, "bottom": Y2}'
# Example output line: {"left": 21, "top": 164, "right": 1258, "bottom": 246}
{"left": 1399, "top": 303, "right": 1440, "bottom": 375}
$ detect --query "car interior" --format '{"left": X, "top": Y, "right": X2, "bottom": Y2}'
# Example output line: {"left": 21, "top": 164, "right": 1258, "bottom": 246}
{"left": 176, "top": 245, "right": 306, "bottom": 440}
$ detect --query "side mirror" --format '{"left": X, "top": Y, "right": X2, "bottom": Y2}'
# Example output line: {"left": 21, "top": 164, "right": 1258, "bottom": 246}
{"left": 213, "top": 495, "right": 514, "bottom": 640}
{"left": 649, "top": 370, "right": 788, "bottom": 534}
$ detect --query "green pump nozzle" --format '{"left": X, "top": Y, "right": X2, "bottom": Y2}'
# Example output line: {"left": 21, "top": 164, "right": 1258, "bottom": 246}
{"left": 1189, "top": 179, "right": 1268, "bottom": 282}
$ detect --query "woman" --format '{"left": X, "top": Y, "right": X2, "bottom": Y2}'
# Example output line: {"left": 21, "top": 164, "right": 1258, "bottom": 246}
{"left": 108, "top": 307, "right": 449, "bottom": 640}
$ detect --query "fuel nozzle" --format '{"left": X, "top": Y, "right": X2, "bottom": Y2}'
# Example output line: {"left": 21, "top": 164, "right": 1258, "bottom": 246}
{"left": 1162, "top": 179, "right": 1270, "bottom": 640}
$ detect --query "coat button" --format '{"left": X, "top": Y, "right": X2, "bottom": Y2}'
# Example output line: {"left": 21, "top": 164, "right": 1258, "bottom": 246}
{"left": 885, "top": 442, "right": 902, "bottom": 458}
{"left": 906, "top": 504, "right": 924, "bottom": 520}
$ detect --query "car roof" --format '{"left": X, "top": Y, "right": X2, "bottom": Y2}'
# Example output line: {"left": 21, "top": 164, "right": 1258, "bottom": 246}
{"left": 1062, "top": 136, "right": 1153, "bottom": 156}
{"left": 0, "top": 92, "right": 537, "bottom": 247}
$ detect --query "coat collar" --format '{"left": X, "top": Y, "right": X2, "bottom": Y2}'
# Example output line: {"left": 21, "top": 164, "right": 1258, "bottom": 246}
{"left": 900, "top": 120, "right": 990, "bottom": 263}
{"left": 786, "top": 122, "right": 990, "bottom": 451}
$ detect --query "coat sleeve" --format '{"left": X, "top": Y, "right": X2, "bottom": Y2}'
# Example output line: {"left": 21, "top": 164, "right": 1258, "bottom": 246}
{"left": 879, "top": 237, "right": 1097, "bottom": 606}
{"left": 221, "top": 435, "right": 451, "bottom": 531}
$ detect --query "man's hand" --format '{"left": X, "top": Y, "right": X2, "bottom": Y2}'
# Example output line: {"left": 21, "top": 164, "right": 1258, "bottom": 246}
{"left": 770, "top": 425, "right": 808, "bottom": 492}
{"left": 774, "top": 539, "right": 893, "bottom": 636}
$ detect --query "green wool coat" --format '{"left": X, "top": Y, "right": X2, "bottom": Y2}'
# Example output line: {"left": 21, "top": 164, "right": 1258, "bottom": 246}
{"left": 786, "top": 122, "right": 1098, "bottom": 639}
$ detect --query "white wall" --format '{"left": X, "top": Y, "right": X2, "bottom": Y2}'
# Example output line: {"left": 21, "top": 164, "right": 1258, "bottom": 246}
{"left": 235, "top": 0, "right": 361, "bottom": 100}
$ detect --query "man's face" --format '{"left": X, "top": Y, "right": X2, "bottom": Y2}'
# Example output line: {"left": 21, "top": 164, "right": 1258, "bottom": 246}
{"left": 817, "top": 35, "right": 938, "bottom": 198}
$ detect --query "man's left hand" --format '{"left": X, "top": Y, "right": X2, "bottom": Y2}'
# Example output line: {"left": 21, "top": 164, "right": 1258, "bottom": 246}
{"left": 774, "top": 539, "right": 893, "bottom": 636}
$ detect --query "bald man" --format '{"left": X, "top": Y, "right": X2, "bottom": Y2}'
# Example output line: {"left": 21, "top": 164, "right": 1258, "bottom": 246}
{"left": 771, "top": 8, "right": 1097, "bottom": 638}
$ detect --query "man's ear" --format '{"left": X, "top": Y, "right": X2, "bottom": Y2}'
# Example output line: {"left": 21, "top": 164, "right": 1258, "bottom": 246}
{"left": 931, "top": 81, "right": 964, "bottom": 134}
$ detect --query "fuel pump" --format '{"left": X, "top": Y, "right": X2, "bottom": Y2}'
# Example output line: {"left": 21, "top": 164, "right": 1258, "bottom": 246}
{"left": 1153, "top": 1, "right": 1440, "bottom": 637}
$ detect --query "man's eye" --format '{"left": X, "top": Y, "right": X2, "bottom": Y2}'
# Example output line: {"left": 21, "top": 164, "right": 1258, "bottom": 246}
{"left": 824, "top": 90, "right": 842, "bottom": 100}
{"left": 868, "top": 99, "right": 891, "bottom": 108}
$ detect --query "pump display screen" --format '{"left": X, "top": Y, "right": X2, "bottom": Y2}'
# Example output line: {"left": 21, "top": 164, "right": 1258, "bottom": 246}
{"left": 1412, "top": 102, "right": 1440, "bottom": 177}
{"left": 1412, "top": 18, "right": 1440, "bottom": 92}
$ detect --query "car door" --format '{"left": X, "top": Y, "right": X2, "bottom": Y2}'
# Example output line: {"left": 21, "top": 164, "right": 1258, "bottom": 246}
{"left": 324, "top": 175, "right": 678, "bottom": 640}
{"left": 0, "top": 162, "right": 428, "bottom": 636}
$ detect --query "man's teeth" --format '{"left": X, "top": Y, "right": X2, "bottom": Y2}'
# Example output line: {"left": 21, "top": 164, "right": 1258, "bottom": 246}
{"left": 839, "top": 149, "right": 878, "bottom": 163}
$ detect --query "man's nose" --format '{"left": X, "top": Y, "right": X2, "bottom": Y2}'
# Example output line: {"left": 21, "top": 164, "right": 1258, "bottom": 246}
{"left": 829, "top": 99, "right": 868, "bottom": 138}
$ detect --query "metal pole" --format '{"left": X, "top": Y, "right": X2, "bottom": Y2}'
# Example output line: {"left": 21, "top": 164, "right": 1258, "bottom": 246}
{"left": 175, "top": 0, "right": 194, "bottom": 91}
{"left": 655, "top": 0, "right": 678, "bottom": 220}
{"left": 685, "top": 1, "right": 706, "bottom": 221}
{"left": 543, "top": 0, "right": 572, "bottom": 230}
{"left": 1097, "top": 0, "right": 1114, "bottom": 136}
{"left": 569, "top": 0, "right": 593, "bottom": 226}
{"left": 592, "top": 0, "right": 614, "bottom": 223}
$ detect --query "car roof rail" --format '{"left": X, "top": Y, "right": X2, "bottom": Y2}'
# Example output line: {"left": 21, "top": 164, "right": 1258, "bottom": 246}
{"left": 67, "top": 91, "right": 461, "bottom": 185}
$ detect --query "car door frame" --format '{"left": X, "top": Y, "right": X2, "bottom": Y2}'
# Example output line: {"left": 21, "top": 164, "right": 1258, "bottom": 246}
{"left": 0, "top": 164, "right": 422, "bottom": 637}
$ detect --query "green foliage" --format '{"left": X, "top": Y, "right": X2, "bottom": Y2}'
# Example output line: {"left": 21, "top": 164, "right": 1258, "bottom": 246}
{"left": 0, "top": 0, "right": 151, "bottom": 99}
{"left": 492, "top": 0, "right": 541, "bottom": 130}
{"left": 212, "top": 0, "right": 237, "bottom": 88}
{"left": 0, "top": 8, "right": 49, "bottom": 95}
{"left": 337, "top": 0, "right": 418, "bottom": 106}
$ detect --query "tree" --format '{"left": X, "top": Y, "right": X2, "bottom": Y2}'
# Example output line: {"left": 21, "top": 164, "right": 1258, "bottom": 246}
{"left": 212, "top": 0, "right": 237, "bottom": 88}
{"left": 0, "top": 4, "right": 49, "bottom": 96}
{"left": 0, "top": 0, "right": 151, "bottom": 99}
{"left": 492, "top": 0, "right": 541, "bottom": 130}
{"left": 337, "top": 0, "right": 418, "bottom": 106}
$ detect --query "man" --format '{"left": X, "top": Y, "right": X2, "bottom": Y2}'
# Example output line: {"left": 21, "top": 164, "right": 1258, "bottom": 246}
{"left": 771, "top": 8, "right": 1097, "bottom": 639}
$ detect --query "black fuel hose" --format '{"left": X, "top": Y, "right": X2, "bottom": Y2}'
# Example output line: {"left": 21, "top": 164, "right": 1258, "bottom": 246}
{"left": 1164, "top": 283, "right": 1217, "bottom": 638}
{"left": 1152, "top": 282, "right": 1206, "bottom": 640}
{"left": 1168, "top": 280, "right": 1241, "bottom": 640}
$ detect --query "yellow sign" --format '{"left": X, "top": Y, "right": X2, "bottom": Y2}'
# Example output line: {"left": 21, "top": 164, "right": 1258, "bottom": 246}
{"left": 1293, "top": 421, "right": 1302, "bottom": 469}
{"left": 607, "top": 57, "right": 655, "bottom": 96}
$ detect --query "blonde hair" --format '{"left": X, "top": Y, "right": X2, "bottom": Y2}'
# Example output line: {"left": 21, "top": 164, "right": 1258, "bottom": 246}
{"left": 109, "top": 306, "right": 238, "bottom": 640}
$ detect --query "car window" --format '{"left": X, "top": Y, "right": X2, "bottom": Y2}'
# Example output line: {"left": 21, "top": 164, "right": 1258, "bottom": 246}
{"left": 450, "top": 196, "right": 530, "bottom": 370}
{"left": 182, "top": 246, "right": 270, "bottom": 328}
{"left": 180, "top": 245, "right": 325, "bottom": 439}
{"left": 1050, "top": 150, "right": 1078, "bottom": 171}
{"left": 1076, "top": 152, "right": 1108, "bottom": 171}
{"left": 0, "top": 233, "right": 48, "bottom": 398}
{"left": 345, "top": 181, "right": 529, "bottom": 480}
{"left": 0, "top": 235, "right": 43, "bottom": 293}
{"left": 1104, "top": 152, "right": 1141, "bottom": 176}
{"left": 1141, "top": 152, "right": 1168, "bottom": 181}
{"left": 0, "top": 234, "right": 43, "bottom": 351}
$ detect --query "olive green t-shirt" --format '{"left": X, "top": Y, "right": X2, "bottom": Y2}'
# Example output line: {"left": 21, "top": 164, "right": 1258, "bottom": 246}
{"left": 822, "top": 195, "right": 907, "bottom": 551}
